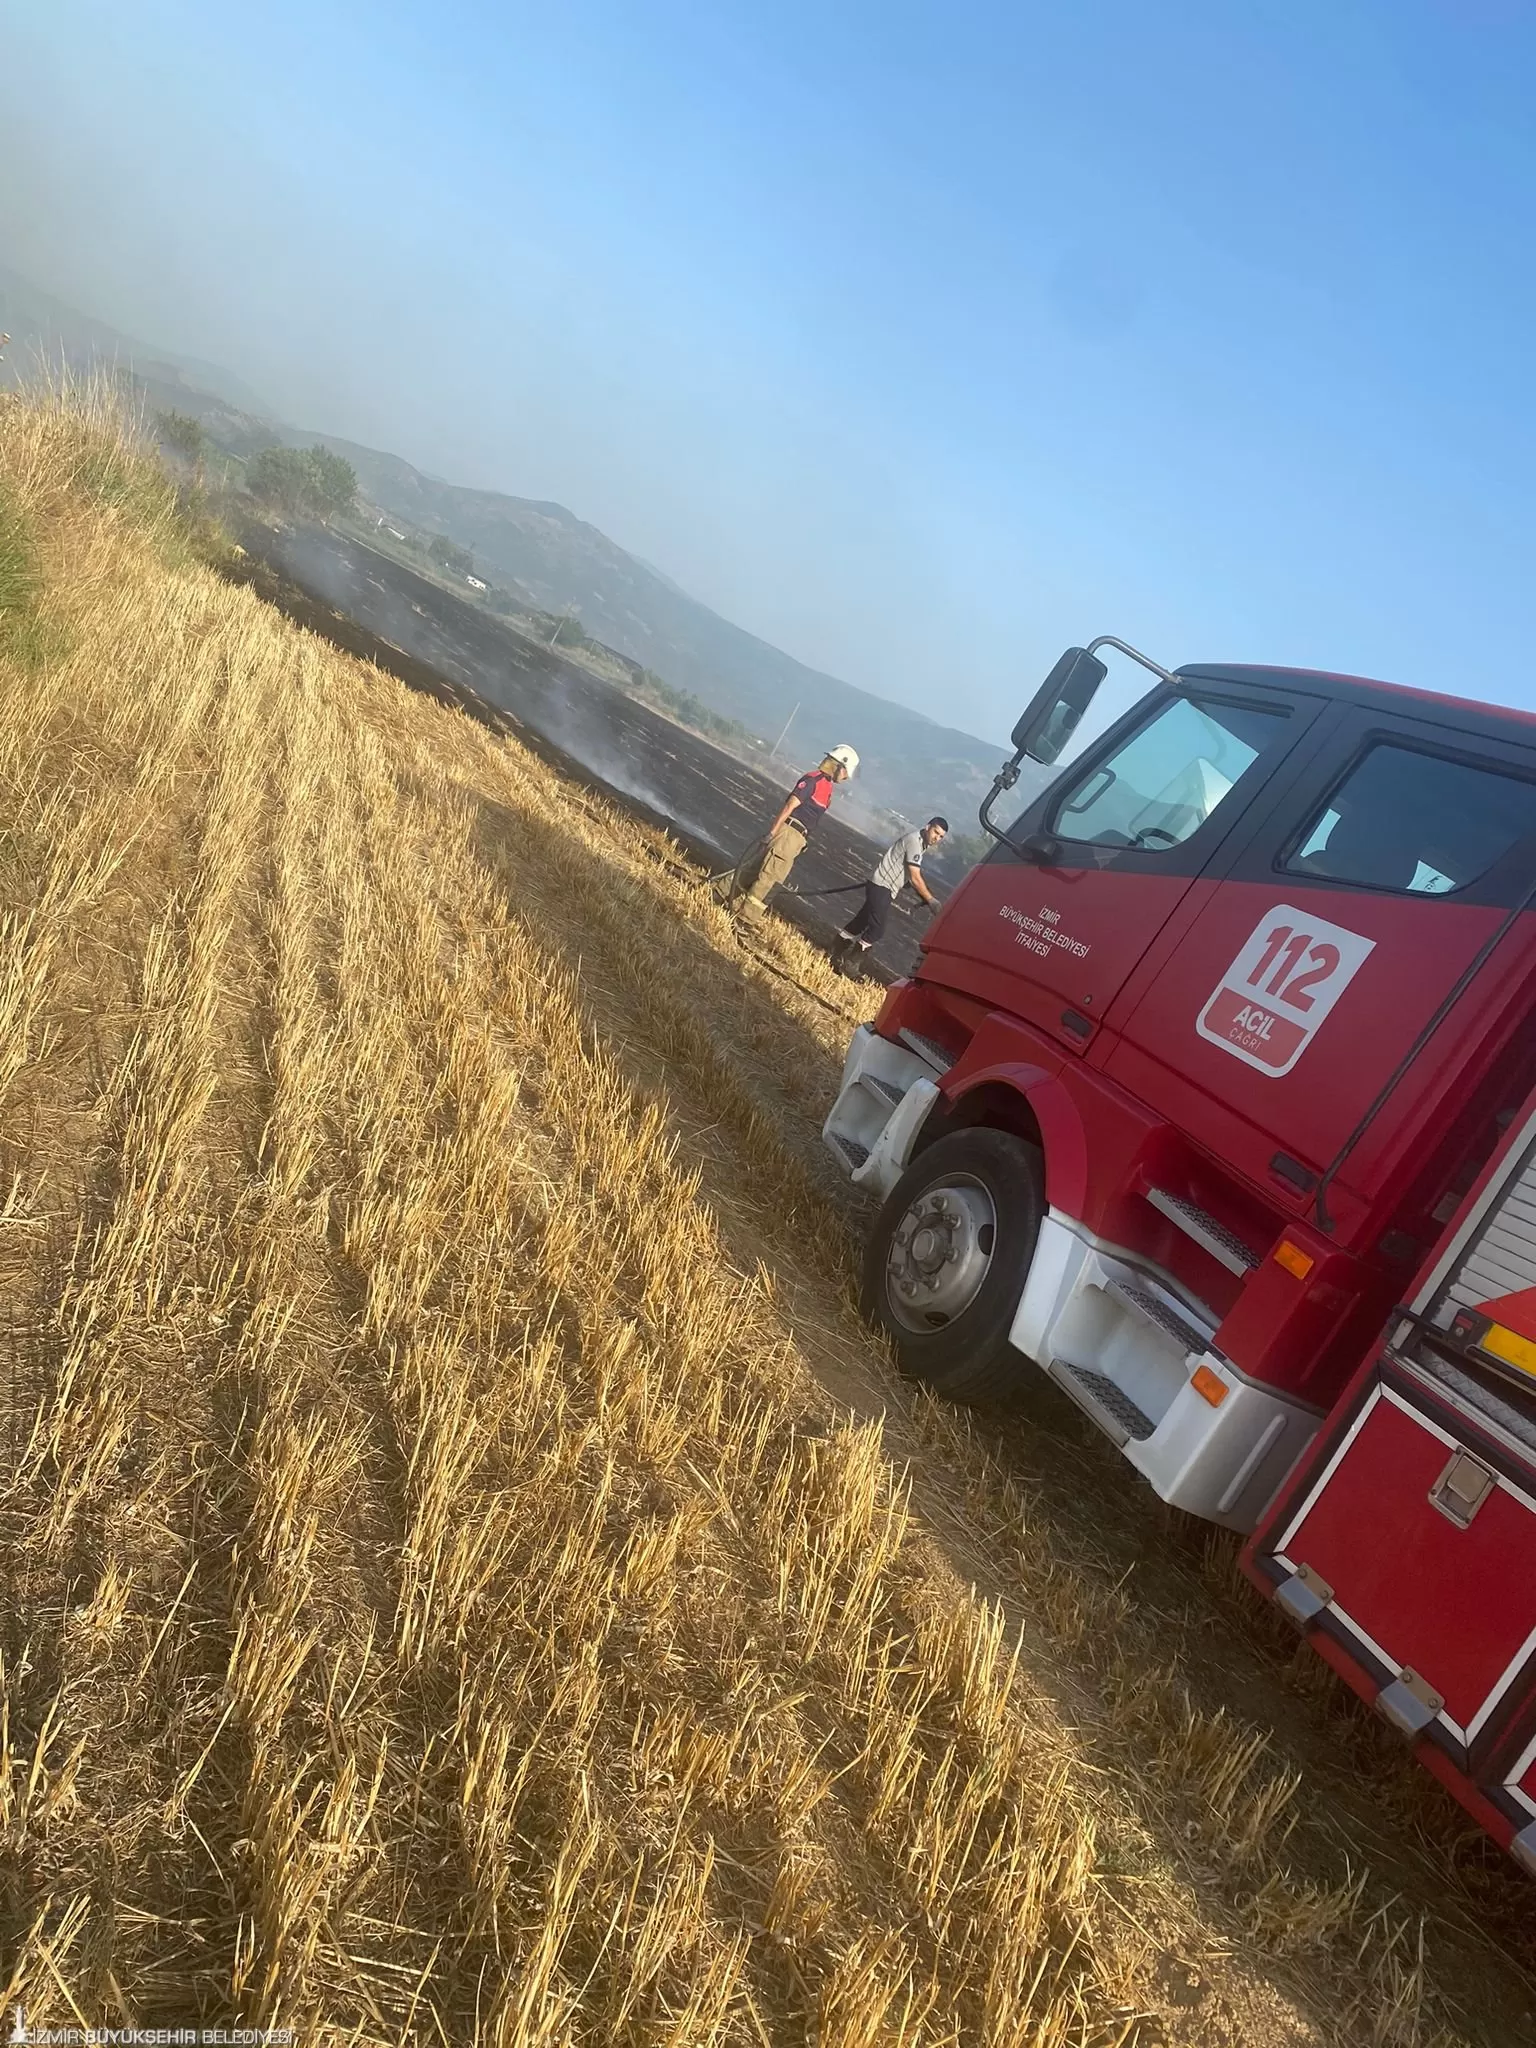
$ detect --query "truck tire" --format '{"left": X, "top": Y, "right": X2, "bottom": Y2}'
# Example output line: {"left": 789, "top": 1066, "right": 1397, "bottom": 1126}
{"left": 860, "top": 1128, "right": 1044, "bottom": 1406}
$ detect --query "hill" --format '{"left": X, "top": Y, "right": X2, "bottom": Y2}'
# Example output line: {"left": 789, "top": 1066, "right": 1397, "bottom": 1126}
{"left": 0, "top": 267, "right": 1005, "bottom": 829}
{"left": 269, "top": 424, "right": 1009, "bottom": 824}
{"left": 0, "top": 261, "right": 273, "bottom": 418}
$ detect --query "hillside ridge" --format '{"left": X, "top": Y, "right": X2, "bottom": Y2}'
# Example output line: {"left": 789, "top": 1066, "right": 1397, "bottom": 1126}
{"left": 273, "top": 423, "right": 1007, "bottom": 819}
{"left": 0, "top": 265, "right": 1006, "bottom": 826}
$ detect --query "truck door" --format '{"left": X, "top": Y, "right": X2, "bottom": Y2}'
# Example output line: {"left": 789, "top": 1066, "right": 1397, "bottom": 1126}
{"left": 1102, "top": 712, "right": 1536, "bottom": 1209}
{"left": 925, "top": 682, "right": 1311, "bottom": 1051}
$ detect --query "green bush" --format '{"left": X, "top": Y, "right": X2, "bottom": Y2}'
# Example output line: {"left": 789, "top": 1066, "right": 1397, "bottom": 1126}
{"left": 931, "top": 829, "right": 989, "bottom": 880}
{"left": 632, "top": 666, "right": 758, "bottom": 749}
{"left": 307, "top": 444, "right": 357, "bottom": 517}
{"left": 428, "top": 533, "right": 475, "bottom": 575}
{"left": 244, "top": 446, "right": 312, "bottom": 515}
{"left": 246, "top": 443, "right": 357, "bottom": 521}
{"left": 156, "top": 410, "right": 206, "bottom": 464}
{"left": 548, "top": 610, "right": 587, "bottom": 649}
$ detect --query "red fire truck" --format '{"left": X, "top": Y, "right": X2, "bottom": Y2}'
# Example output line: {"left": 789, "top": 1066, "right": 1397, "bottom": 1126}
{"left": 823, "top": 639, "right": 1536, "bottom": 1870}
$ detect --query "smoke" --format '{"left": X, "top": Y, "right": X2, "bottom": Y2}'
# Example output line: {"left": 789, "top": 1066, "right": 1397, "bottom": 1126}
{"left": 268, "top": 522, "right": 732, "bottom": 857}
{"left": 535, "top": 687, "right": 724, "bottom": 852}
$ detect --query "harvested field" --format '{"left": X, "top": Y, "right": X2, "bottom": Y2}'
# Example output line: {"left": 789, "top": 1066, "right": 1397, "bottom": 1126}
{"left": 1, "top": 388, "right": 1534, "bottom": 2045}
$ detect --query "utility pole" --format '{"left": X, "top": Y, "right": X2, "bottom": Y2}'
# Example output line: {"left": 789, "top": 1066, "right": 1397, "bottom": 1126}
{"left": 770, "top": 702, "right": 800, "bottom": 763}
{"left": 548, "top": 606, "right": 575, "bottom": 648}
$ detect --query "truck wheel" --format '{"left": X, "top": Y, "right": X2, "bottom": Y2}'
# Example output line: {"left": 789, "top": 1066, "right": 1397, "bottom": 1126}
{"left": 860, "top": 1128, "right": 1043, "bottom": 1406}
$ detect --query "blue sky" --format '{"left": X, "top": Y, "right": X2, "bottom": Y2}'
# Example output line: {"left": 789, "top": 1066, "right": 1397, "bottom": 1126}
{"left": 4, "top": 0, "right": 1534, "bottom": 745}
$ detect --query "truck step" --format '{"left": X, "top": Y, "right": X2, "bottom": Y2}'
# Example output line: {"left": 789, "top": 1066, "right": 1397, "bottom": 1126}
{"left": 1102, "top": 1278, "right": 1211, "bottom": 1358}
{"left": 1145, "top": 1188, "right": 1260, "bottom": 1277}
{"left": 859, "top": 1072, "right": 906, "bottom": 1107}
{"left": 1054, "top": 1360, "right": 1156, "bottom": 1443}
{"left": 898, "top": 1029, "right": 955, "bottom": 1073}
{"left": 827, "top": 1131, "right": 871, "bottom": 1172}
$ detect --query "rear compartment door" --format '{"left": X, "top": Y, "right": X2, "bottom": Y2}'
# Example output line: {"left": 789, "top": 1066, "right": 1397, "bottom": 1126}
{"left": 1101, "top": 710, "right": 1536, "bottom": 1209}
{"left": 1269, "top": 1377, "right": 1536, "bottom": 1765}
{"left": 923, "top": 682, "right": 1312, "bottom": 1053}
{"left": 1255, "top": 1104, "right": 1536, "bottom": 1784}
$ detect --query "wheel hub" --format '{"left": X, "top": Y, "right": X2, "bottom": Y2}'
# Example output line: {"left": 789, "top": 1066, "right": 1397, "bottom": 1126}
{"left": 884, "top": 1177, "right": 997, "bottom": 1332}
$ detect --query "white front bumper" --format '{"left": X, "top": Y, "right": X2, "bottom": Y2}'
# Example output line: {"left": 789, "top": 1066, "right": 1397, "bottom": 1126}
{"left": 1013, "top": 1211, "right": 1320, "bottom": 1532}
{"left": 823, "top": 1025, "right": 942, "bottom": 1198}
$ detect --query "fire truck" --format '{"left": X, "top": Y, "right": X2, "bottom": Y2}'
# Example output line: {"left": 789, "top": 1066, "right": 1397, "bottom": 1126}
{"left": 822, "top": 639, "right": 1536, "bottom": 1871}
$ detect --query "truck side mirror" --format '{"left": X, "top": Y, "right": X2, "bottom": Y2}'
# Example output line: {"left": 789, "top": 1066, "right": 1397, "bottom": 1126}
{"left": 979, "top": 645, "right": 1111, "bottom": 847}
{"left": 1011, "top": 647, "right": 1108, "bottom": 764}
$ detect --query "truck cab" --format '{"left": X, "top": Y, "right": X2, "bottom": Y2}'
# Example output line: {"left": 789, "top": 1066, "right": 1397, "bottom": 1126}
{"left": 825, "top": 641, "right": 1536, "bottom": 1531}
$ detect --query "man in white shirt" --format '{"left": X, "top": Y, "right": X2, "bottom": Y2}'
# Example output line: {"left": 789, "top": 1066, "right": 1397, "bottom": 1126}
{"left": 831, "top": 817, "right": 948, "bottom": 973}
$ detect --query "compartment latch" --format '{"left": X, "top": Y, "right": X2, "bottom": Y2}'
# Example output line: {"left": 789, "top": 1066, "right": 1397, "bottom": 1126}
{"left": 1377, "top": 1666, "right": 1445, "bottom": 1738}
{"left": 1274, "top": 1561, "right": 1333, "bottom": 1629}
{"left": 1429, "top": 1448, "right": 1495, "bottom": 1530}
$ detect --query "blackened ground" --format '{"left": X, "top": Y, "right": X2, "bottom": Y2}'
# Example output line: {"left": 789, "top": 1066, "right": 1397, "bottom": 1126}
{"left": 231, "top": 521, "right": 943, "bottom": 983}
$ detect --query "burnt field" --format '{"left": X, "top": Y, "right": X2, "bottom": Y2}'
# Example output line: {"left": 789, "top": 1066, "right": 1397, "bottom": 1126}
{"left": 234, "top": 521, "right": 946, "bottom": 981}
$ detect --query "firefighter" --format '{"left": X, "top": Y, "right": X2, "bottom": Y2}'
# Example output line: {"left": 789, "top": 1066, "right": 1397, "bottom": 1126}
{"left": 830, "top": 817, "right": 948, "bottom": 974}
{"left": 728, "top": 745, "right": 860, "bottom": 926}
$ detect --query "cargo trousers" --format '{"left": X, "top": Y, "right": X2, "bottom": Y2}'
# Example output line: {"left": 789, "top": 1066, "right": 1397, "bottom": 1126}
{"left": 729, "top": 819, "right": 808, "bottom": 925}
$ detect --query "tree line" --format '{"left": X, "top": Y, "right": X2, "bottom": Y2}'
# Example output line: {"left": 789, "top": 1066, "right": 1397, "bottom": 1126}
{"left": 154, "top": 412, "right": 357, "bottom": 522}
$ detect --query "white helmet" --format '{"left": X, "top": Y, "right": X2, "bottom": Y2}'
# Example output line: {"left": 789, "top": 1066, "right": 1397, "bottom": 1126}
{"left": 826, "top": 743, "right": 859, "bottom": 778}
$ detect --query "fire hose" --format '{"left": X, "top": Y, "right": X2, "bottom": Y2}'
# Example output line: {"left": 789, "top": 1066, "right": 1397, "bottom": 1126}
{"left": 704, "top": 837, "right": 936, "bottom": 905}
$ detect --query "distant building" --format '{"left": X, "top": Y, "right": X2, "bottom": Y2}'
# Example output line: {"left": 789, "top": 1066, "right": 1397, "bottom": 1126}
{"left": 466, "top": 574, "right": 487, "bottom": 592}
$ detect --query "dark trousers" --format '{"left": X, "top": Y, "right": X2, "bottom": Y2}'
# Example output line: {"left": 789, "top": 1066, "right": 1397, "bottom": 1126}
{"left": 842, "top": 882, "right": 892, "bottom": 946}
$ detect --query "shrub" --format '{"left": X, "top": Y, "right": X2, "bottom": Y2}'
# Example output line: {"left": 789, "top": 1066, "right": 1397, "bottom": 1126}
{"left": 306, "top": 443, "right": 357, "bottom": 517}
{"left": 156, "top": 410, "right": 206, "bottom": 464}
{"left": 246, "top": 444, "right": 357, "bottom": 521}
{"left": 428, "top": 534, "right": 475, "bottom": 576}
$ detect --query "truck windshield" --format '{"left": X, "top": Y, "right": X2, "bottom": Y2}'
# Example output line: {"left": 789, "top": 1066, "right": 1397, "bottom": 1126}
{"left": 1048, "top": 695, "right": 1286, "bottom": 850}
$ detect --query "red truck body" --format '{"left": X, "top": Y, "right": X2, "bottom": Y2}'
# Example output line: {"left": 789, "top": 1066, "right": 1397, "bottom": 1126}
{"left": 1244, "top": 1089, "right": 1536, "bottom": 1873}
{"left": 823, "top": 645, "right": 1536, "bottom": 1869}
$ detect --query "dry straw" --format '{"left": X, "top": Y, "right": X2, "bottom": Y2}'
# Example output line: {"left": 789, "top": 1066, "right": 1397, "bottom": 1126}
{"left": 0, "top": 383, "right": 1523, "bottom": 2046}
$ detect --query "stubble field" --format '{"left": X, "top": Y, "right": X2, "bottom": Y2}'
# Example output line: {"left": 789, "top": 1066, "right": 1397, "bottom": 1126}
{"left": 1, "top": 391, "right": 1533, "bottom": 2047}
